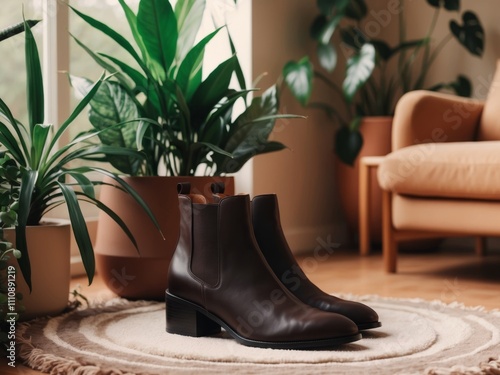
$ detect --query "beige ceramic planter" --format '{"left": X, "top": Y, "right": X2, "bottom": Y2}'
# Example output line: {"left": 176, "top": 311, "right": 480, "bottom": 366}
{"left": 4, "top": 220, "right": 71, "bottom": 321}
{"left": 95, "top": 176, "right": 235, "bottom": 300}
{"left": 335, "top": 116, "right": 393, "bottom": 244}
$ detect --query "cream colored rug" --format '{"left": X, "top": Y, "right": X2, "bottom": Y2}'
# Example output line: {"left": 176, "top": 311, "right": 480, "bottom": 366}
{"left": 18, "top": 295, "right": 500, "bottom": 375}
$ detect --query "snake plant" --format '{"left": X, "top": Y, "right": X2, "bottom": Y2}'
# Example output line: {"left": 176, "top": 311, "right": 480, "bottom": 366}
{"left": 0, "top": 19, "right": 161, "bottom": 291}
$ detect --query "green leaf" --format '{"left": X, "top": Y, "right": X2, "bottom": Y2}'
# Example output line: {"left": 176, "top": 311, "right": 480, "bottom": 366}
{"left": 427, "top": 0, "right": 460, "bottom": 11}
{"left": 175, "top": 0, "right": 205, "bottom": 65}
{"left": 31, "top": 124, "right": 51, "bottom": 169}
{"left": 117, "top": 0, "right": 149, "bottom": 65}
{"left": 317, "top": 43, "right": 337, "bottom": 72}
{"left": 282, "top": 57, "right": 313, "bottom": 106}
{"left": 340, "top": 26, "right": 368, "bottom": 50}
{"left": 176, "top": 27, "right": 222, "bottom": 102}
{"left": 16, "top": 170, "right": 38, "bottom": 291}
{"left": 428, "top": 75, "right": 472, "bottom": 97}
{"left": 450, "top": 11, "right": 484, "bottom": 57}
{"left": 345, "top": 0, "right": 367, "bottom": 20}
{"left": 335, "top": 124, "right": 363, "bottom": 165}
{"left": 25, "top": 19, "right": 44, "bottom": 133}
{"left": 58, "top": 183, "right": 95, "bottom": 285}
{"left": 0, "top": 19, "right": 40, "bottom": 42}
{"left": 64, "top": 171, "right": 95, "bottom": 199}
{"left": 317, "top": 0, "right": 350, "bottom": 15}
{"left": 189, "top": 56, "right": 237, "bottom": 131}
{"left": 69, "top": 5, "right": 148, "bottom": 74}
{"left": 343, "top": 43, "right": 376, "bottom": 103}
{"left": 137, "top": 0, "right": 178, "bottom": 79}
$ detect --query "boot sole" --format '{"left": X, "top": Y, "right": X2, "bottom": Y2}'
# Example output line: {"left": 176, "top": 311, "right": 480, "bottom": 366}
{"left": 166, "top": 291, "right": 362, "bottom": 350}
{"left": 358, "top": 321, "right": 382, "bottom": 330}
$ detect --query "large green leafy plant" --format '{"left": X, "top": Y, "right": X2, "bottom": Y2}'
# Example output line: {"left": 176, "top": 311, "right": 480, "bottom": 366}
{"left": 0, "top": 19, "right": 160, "bottom": 291}
{"left": 283, "top": 0, "right": 484, "bottom": 165}
{"left": 70, "top": 0, "right": 298, "bottom": 177}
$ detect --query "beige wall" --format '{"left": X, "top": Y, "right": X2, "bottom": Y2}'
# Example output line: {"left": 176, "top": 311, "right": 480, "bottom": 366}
{"left": 251, "top": 0, "right": 500, "bottom": 254}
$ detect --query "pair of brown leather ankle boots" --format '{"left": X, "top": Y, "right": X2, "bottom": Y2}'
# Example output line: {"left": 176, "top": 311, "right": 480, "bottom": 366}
{"left": 166, "top": 183, "right": 380, "bottom": 349}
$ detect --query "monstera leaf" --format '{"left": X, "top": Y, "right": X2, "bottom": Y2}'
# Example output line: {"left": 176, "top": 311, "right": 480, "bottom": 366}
{"left": 426, "top": 0, "right": 460, "bottom": 11}
{"left": 343, "top": 43, "right": 376, "bottom": 103}
{"left": 335, "top": 120, "right": 363, "bottom": 166}
{"left": 283, "top": 57, "right": 313, "bottom": 106}
{"left": 450, "top": 11, "right": 484, "bottom": 56}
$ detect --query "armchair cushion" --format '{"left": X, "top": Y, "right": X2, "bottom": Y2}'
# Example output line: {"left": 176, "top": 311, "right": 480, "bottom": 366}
{"left": 378, "top": 141, "right": 500, "bottom": 200}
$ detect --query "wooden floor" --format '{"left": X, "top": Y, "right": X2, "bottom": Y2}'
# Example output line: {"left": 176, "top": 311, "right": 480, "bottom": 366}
{"left": 3, "top": 241, "right": 500, "bottom": 374}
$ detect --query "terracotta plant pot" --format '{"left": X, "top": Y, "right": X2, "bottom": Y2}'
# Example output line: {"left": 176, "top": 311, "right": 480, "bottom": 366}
{"left": 4, "top": 220, "right": 71, "bottom": 321}
{"left": 95, "top": 176, "right": 235, "bottom": 300}
{"left": 335, "top": 116, "right": 393, "bottom": 245}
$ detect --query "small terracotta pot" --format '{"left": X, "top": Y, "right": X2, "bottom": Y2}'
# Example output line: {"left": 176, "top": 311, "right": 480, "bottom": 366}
{"left": 4, "top": 220, "right": 71, "bottom": 321}
{"left": 95, "top": 176, "right": 235, "bottom": 300}
{"left": 335, "top": 117, "right": 393, "bottom": 244}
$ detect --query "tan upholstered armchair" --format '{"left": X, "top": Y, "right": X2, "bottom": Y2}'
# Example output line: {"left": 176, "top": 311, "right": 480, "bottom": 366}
{"left": 377, "top": 63, "right": 500, "bottom": 272}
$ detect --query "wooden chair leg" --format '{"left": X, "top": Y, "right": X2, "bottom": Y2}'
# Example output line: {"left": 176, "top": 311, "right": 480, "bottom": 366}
{"left": 475, "top": 237, "right": 486, "bottom": 256}
{"left": 359, "top": 160, "right": 371, "bottom": 256}
{"left": 382, "top": 190, "right": 397, "bottom": 273}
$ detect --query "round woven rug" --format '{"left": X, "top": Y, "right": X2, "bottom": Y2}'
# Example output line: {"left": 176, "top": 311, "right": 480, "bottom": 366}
{"left": 18, "top": 295, "right": 500, "bottom": 375}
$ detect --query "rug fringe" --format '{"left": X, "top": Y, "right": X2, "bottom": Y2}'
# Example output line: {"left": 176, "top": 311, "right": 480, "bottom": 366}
{"left": 424, "top": 356, "right": 500, "bottom": 375}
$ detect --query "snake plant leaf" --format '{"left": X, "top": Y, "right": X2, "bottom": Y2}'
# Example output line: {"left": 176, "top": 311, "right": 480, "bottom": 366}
{"left": 175, "top": 0, "right": 205, "bottom": 66}
{"left": 137, "top": 0, "right": 177, "bottom": 80}
{"left": 343, "top": 43, "right": 376, "bottom": 103}
{"left": 345, "top": 0, "right": 367, "bottom": 20}
{"left": 282, "top": 56, "right": 313, "bottom": 107}
{"left": 0, "top": 104, "right": 27, "bottom": 164}
{"left": 0, "top": 19, "right": 39, "bottom": 42}
{"left": 318, "top": 43, "right": 338, "bottom": 72}
{"left": 176, "top": 27, "right": 222, "bottom": 102}
{"left": 58, "top": 183, "right": 95, "bottom": 286}
{"left": 63, "top": 171, "right": 95, "bottom": 199}
{"left": 450, "top": 11, "right": 484, "bottom": 56}
{"left": 335, "top": 124, "right": 363, "bottom": 166}
{"left": 25, "top": 19, "right": 43, "bottom": 133}
{"left": 16, "top": 170, "right": 38, "bottom": 291}
{"left": 189, "top": 55, "right": 237, "bottom": 131}
{"left": 32, "top": 124, "right": 51, "bottom": 169}
{"left": 427, "top": 0, "right": 460, "bottom": 11}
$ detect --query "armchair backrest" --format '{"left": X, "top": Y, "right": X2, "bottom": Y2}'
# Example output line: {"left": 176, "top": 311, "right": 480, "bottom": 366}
{"left": 478, "top": 60, "right": 500, "bottom": 141}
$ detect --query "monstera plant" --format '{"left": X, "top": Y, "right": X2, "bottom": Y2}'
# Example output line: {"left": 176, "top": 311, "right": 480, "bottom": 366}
{"left": 283, "top": 0, "right": 485, "bottom": 164}
{"left": 69, "top": 0, "right": 297, "bottom": 177}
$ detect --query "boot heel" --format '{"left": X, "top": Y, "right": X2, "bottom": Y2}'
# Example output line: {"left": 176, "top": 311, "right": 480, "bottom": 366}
{"left": 166, "top": 293, "right": 221, "bottom": 337}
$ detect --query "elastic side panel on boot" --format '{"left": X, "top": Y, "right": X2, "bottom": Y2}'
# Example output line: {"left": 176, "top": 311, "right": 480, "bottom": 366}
{"left": 191, "top": 204, "right": 219, "bottom": 286}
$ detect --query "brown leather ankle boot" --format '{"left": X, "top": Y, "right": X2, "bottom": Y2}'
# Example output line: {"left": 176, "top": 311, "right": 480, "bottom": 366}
{"left": 251, "top": 194, "right": 381, "bottom": 330}
{"left": 166, "top": 183, "right": 361, "bottom": 349}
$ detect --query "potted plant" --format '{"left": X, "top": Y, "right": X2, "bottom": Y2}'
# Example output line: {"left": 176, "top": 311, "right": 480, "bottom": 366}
{"left": 282, "top": 0, "right": 484, "bottom": 240}
{"left": 69, "top": 0, "right": 299, "bottom": 299}
{"left": 0, "top": 18, "right": 160, "bottom": 319}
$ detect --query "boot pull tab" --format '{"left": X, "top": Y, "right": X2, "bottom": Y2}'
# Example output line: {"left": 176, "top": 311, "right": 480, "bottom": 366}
{"left": 177, "top": 182, "right": 191, "bottom": 195}
{"left": 211, "top": 182, "right": 228, "bottom": 203}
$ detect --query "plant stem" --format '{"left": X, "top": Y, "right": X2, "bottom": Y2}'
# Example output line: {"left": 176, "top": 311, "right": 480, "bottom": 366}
{"left": 314, "top": 70, "right": 353, "bottom": 118}
{"left": 414, "top": 33, "right": 453, "bottom": 90}
{"left": 413, "top": 7, "right": 442, "bottom": 90}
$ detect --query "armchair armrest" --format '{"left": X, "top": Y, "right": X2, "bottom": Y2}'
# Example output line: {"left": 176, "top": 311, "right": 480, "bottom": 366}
{"left": 392, "top": 90, "right": 484, "bottom": 151}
